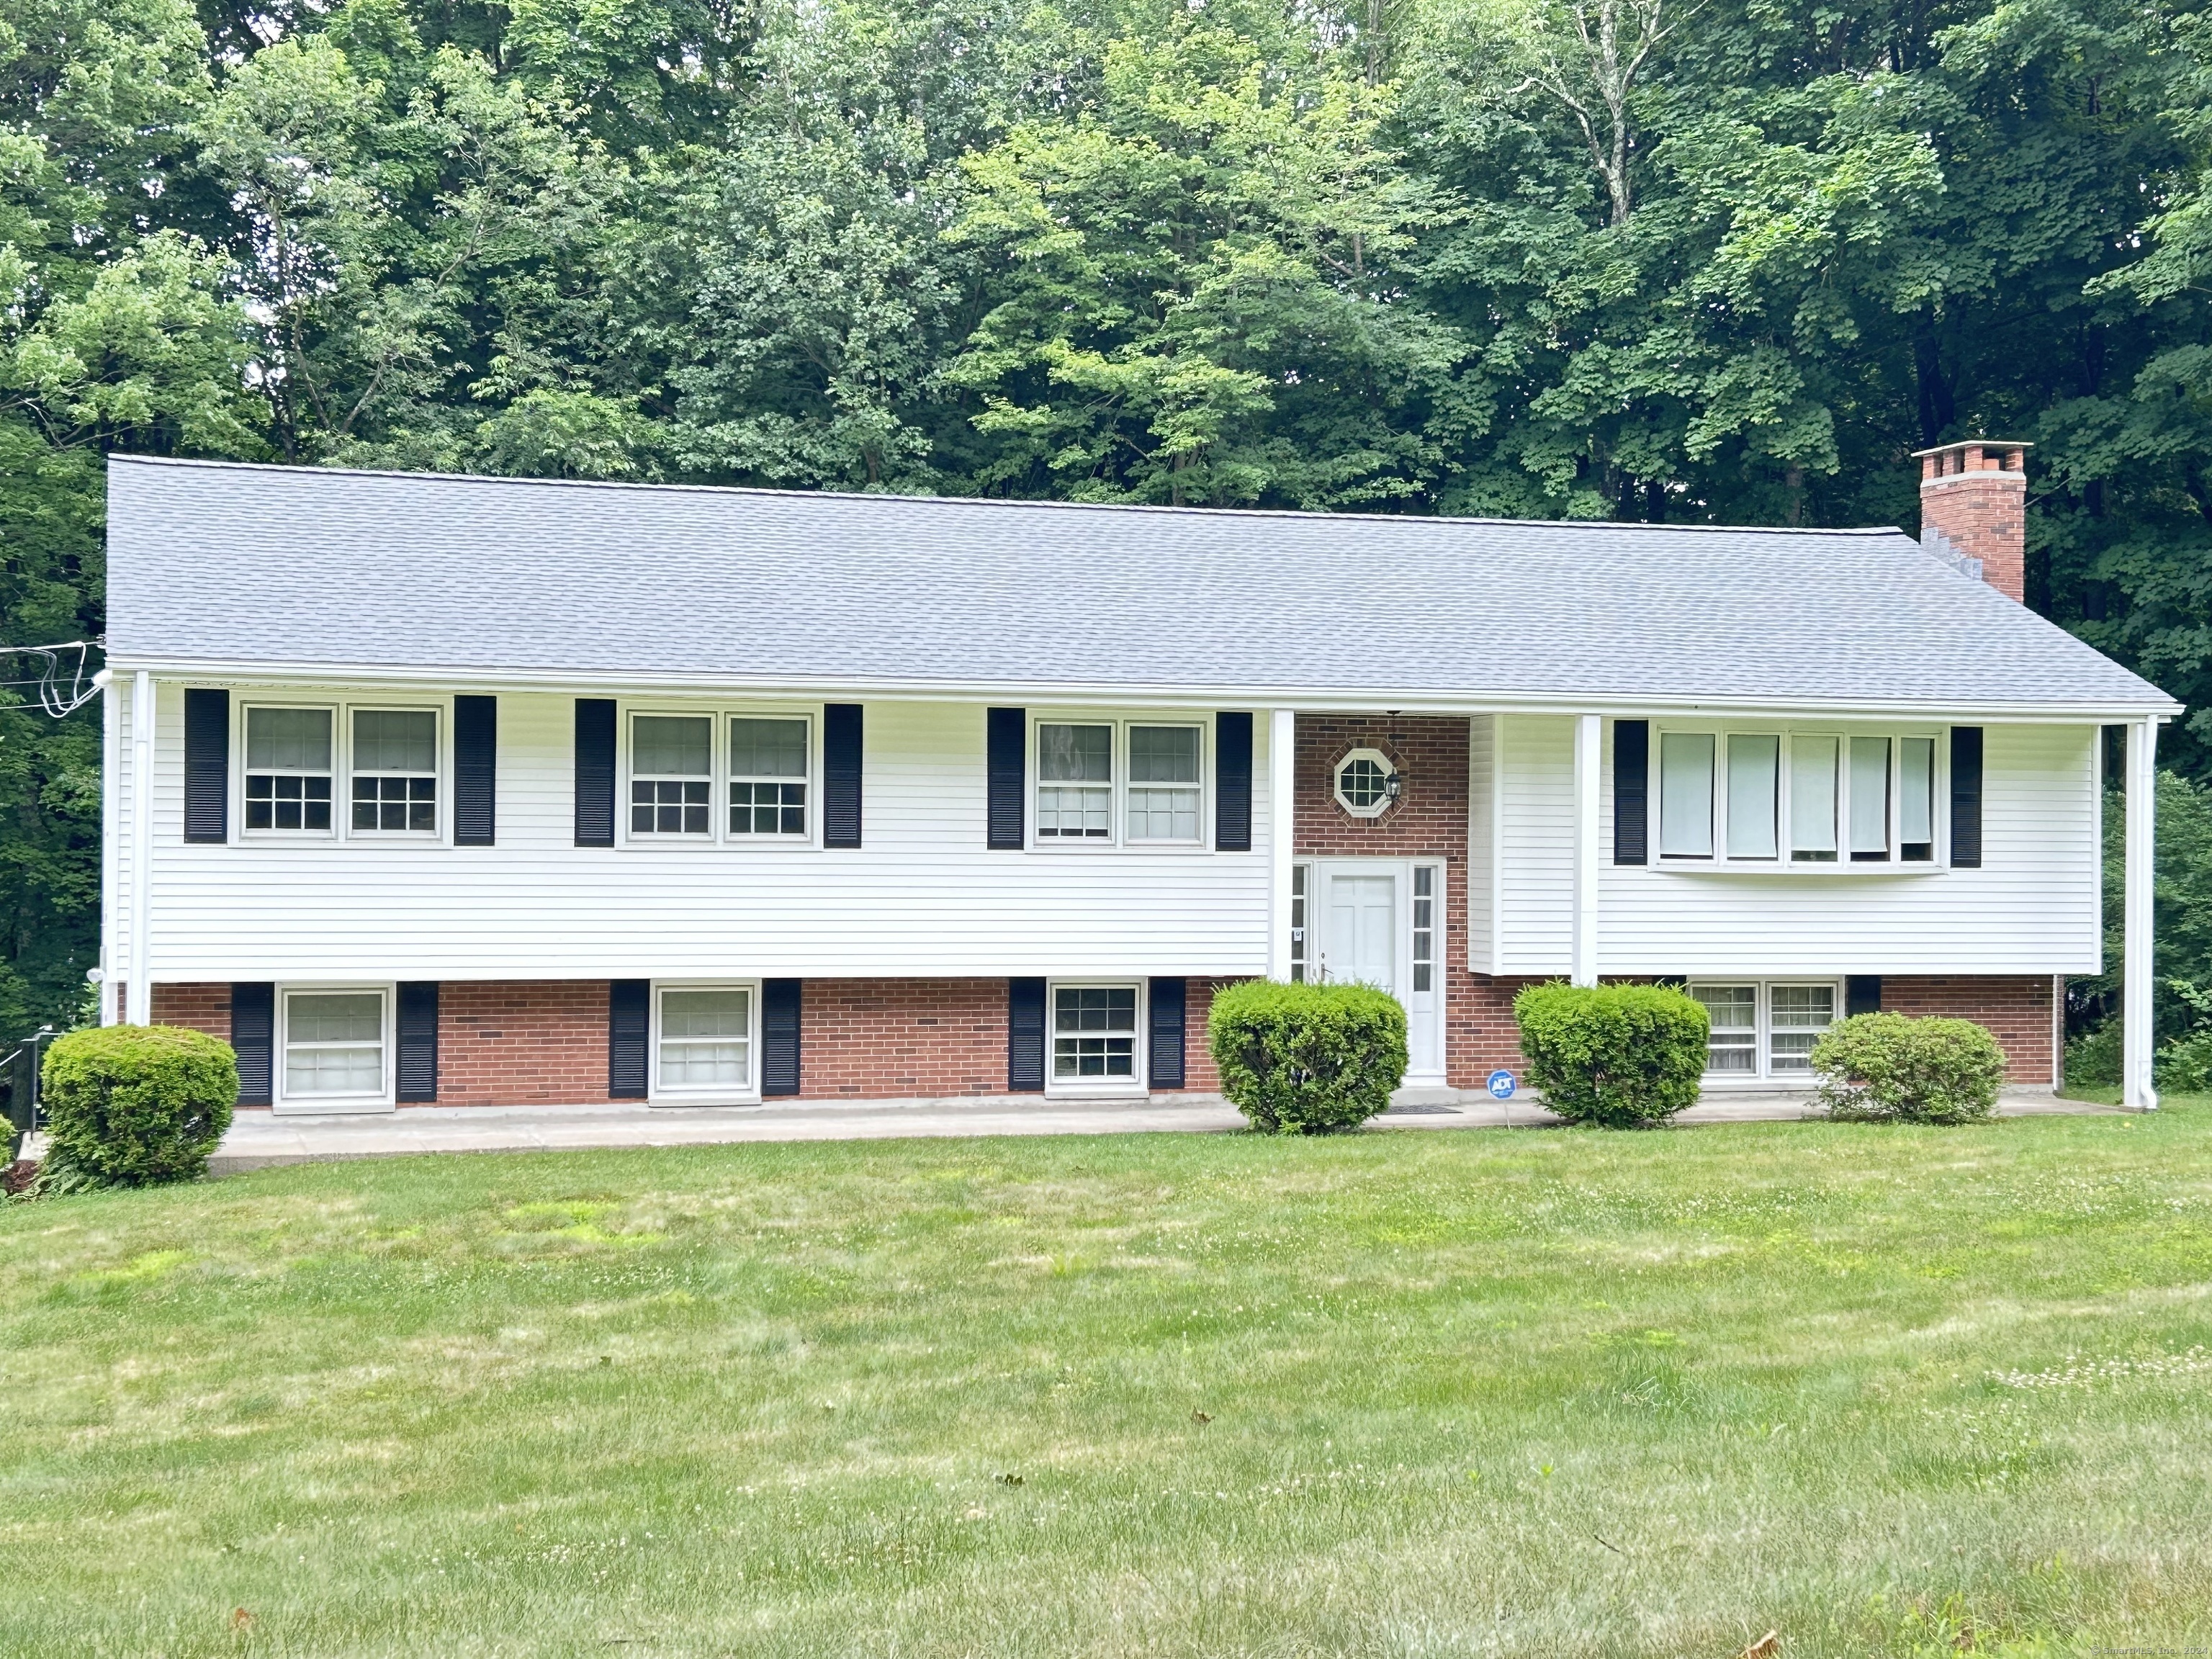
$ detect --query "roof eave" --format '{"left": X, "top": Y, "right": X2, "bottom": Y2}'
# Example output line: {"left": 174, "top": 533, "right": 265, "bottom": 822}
{"left": 96, "top": 651, "right": 2184, "bottom": 722}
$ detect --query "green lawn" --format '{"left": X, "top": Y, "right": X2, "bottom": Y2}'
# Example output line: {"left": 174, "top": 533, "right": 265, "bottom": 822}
{"left": 4, "top": 1109, "right": 2211, "bottom": 1658}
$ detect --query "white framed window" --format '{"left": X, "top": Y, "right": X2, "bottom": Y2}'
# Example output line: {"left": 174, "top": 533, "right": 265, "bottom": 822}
{"left": 1030, "top": 717, "right": 1209, "bottom": 848}
{"left": 1048, "top": 981, "right": 1143, "bottom": 1091}
{"left": 1687, "top": 980, "right": 1841, "bottom": 1081}
{"left": 350, "top": 707, "right": 439, "bottom": 835}
{"left": 243, "top": 705, "right": 336, "bottom": 835}
{"left": 1655, "top": 727, "right": 1945, "bottom": 870}
{"left": 651, "top": 981, "right": 758, "bottom": 1101}
{"left": 278, "top": 986, "right": 390, "bottom": 1108}
{"left": 729, "top": 716, "right": 809, "bottom": 837}
{"left": 1411, "top": 864, "right": 1437, "bottom": 992}
{"left": 1290, "top": 864, "right": 1309, "bottom": 982}
{"left": 1038, "top": 723, "right": 1113, "bottom": 839}
{"left": 621, "top": 706, "right": 819, "bottom": 848}
{"left": 630, "top": 714, "right": 714, "bottom": 837}
{"left": 1127, "top": 724, "right": 1202, "bottom": 842}
{"left": 1334, "top": 747, "right": 1398, "bottom": 818}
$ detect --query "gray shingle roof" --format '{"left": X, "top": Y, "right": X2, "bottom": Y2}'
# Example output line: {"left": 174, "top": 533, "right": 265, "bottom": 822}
{"left": 105, "top": 457, "right": 2177, "bottom": 714}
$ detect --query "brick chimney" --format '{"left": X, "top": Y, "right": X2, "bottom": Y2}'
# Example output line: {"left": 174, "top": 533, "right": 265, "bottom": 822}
{"left": 1913, "top": 439, "right": 2031, "bottom": 601}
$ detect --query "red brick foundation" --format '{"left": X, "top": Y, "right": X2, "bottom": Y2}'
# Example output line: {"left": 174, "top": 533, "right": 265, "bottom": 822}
{"left": 138, "top": 977, "right": 1224, "bottom": 1105}
{"left": 136, "top": 969, "right": 2058, "bottom": 1102}
{"left": 1878, "top": 974, "right": 2056, "bottom": 1085}
{"left": 148, "top": 983, "right": 230, "bottom": 1039}
{"left": 439, "top": 981, "right": 614, "bottom": 1106}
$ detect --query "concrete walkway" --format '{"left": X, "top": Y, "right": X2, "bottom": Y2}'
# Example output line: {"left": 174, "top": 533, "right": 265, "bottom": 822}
{"left": 188, "top": 1087, "right": 2123, "bottom": 1173}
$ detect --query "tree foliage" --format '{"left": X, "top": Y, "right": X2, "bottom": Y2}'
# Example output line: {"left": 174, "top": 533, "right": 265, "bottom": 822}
{"left": 6, "top": 0, "right": 2212, "bottom": 1031}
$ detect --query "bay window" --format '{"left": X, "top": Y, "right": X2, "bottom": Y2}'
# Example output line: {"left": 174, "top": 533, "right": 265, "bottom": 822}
{"left": 1654, "top": 727, "right": 1945, "bottom": 869}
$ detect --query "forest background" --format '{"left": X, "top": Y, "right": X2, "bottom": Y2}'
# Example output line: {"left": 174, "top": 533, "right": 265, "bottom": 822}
{"left": 6, "top": 0, "right": 2212, "bottom": 1060}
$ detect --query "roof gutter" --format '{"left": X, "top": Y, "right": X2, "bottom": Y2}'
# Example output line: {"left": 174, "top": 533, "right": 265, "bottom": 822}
{"left": 97, "top": 653, "right": 2184, "bottom": 724}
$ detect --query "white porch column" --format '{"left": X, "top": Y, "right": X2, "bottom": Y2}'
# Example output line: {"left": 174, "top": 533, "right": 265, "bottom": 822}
{"left": 1572, "top": 712, "right": 1601, "bottom": 987}
{"left": 127, "top": 670, "right": 155, "bottom": 1026}
{"left": 2123, "top": 716, "right": 2159, "bottom": 1110}
{"left": 1268, "top": 709, "right": 1298, "bottom": 981}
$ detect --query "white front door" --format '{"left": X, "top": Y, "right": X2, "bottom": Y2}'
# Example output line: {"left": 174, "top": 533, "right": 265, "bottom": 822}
{"left": 1310, "top": 860, "right": 1446, "bottom": 1087}
{"left": 1327, "top": 873, "right": 1398, "bottom": 990}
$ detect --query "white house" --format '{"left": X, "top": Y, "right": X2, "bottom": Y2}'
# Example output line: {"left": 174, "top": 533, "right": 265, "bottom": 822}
{"left": 96, "top": 441, "right": 2176, "bottom": 1118}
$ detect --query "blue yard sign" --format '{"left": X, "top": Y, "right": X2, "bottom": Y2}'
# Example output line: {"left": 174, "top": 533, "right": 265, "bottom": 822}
{"left": 1486, "top": 1069, "right": 1516, "bottom": 1100}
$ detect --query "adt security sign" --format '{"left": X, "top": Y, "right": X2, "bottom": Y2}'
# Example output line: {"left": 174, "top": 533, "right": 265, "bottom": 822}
{"left": 1486, "top": 1069, "right": 1517, "bottom": 1100}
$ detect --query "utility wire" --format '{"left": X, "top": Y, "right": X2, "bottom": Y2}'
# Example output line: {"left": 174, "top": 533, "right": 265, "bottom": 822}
{"left": 0, "top": 642, "right": 98, "bottom": 718}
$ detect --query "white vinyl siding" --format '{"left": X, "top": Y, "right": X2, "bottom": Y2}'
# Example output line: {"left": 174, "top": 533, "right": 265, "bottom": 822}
{"left": 140, "top": 691, "right": 1273, "bottom": 982}
{"left": 1464, "top": 715, "right": 1496, "bottom": 971}
{"left": 1488, "top": 716, "right": 2100, "bottom": 977}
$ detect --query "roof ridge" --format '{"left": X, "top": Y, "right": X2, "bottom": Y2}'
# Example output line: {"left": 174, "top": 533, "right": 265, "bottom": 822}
{"left": 108, "top": 454, "right": 1911, "bottom": 539}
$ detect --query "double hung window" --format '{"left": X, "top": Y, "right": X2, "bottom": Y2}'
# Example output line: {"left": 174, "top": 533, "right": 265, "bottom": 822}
{"left": 1655, "top": 728, "right": 1943, "bottom": 868}
{"left": 1038, "top": 724, "right": 1112, "bottom": 838}
{"left": 1689, "top": 981, "right": 1839, "bottom": 1079}
{"left": 631, "top": 716, "right": 713, "bottom": 836}
{"left": 281, "top": 989, "right": 387, "bottom": 1103}
{"left": 655, "top": 985, "right": 753, "bottom": 1094}
{"left": 246, "top": 707, "right": 334, "bottom": 832}
{"left": 351, "top": 709, "right": 438, "bottom": 833}
{"left": 243, "top": 701, "right": 446, "bottom": 840}
{"left": 1033, "top": 719, "right": 1205, "bottom": 846}
{"left": 729, "top": 719, "right": 808, "bottom": 836}
{"left": 1051, "top": 984, "right": 1140, "bottom": 1084}
{"left": 626, "top": 711, "right": 813, "bottom": 844}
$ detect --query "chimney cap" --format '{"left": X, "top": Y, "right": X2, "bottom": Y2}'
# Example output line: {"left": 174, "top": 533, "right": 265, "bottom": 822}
{"left": 1910, "top": 439, "right": 2033, "bottom": 458}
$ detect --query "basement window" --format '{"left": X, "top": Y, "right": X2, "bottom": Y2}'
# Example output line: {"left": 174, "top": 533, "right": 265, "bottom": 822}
{"left": 1050, "top": 984, "right": 1140, "bottom": 1088}
{"left": 1688, "top": 981, "right": 1840, "bottom": 1081}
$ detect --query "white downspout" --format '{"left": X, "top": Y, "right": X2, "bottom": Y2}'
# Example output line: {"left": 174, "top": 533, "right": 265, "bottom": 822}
{"left": 2123, "top": 716, "right": 2159, "bottom": 1110}
{"left": 1571, "top": 713, "right": 1601, "bottom": 987}
{"left": 128, "top": 670, "right": 155, "bottom": 1026}
{"left": 1268, "top": 709, "right": 1297, "bottom": 981}
{"left": 96, "top": 670, "right": 117, "bottom": 1025}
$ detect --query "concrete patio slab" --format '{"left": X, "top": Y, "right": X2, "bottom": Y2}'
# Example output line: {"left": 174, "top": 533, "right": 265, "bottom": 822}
{"left": 174, "top": 1087, "right": 2128, "bottom": 1174}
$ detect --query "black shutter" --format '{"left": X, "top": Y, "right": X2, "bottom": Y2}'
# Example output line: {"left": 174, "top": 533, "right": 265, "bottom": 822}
{"left": 1148, "top": 977, "right": 1187, "bottom": 1091}
{"left": 396, "top": 981, "right": 439, "bottom": 1102}
{"left": 1215, "top": 714, "right": 1253, "bottom": 851}
{"left": 987, "top": 708, "right": 1026, "bottom": 850}
{"left": 1614, "top": 719, "right": 1649, "bottom": 864}
{"left": 1950, "top": 727, "right": 1983, "bottom": 868}
{"left": 823, "top": 705, "right": 863, "bottom": 849}
{"left": 1845, "top": 976, "right": 1883, "bottom": 1017}
{"left": 230, "top": 983, "right": 274, "bottom": 1107}
{"left": 454, "top": 696, "right": 497, "bottom": 846}
{"left": 575, "top": 698, "right": 617, "bottom": 847}
{"left": 762, "top": 978, "right": 802, "bottom": 1096}
{"left": 184, "top": 688, "right": 228, "bottom": 844}
{"left": 1008, "top": 976, "right": 1046, "bottom": 1092}
{"left": 608, "top": 979, "right": 649, "bottom": 1098}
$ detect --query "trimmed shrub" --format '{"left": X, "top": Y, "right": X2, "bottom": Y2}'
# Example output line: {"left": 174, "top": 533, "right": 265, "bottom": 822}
{"left": 1513, "top": 982, "right": 1709, "bottom": 1128}
{"left": 1810, "top": 1013, "right": 2005, "bottom": 1124}
{"left": 39, "top": 1025, "right": 238, "bottom": 1187}
{"left": 1208, "top": 979, "right": 1408, "bottom": 1133}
